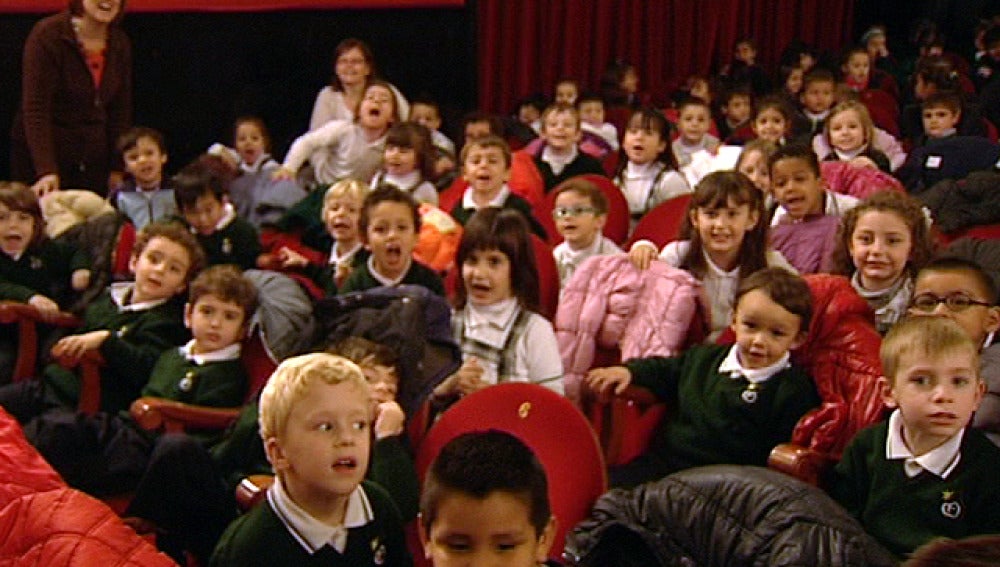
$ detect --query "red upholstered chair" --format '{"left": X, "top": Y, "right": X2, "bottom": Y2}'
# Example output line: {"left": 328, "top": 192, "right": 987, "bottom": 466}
{"left": 625, "top": 193, "right": 692, "bottom": 250}
{"left": 414, "top": 383, "right": 607, "bottom": 565}
{"left": 0, "top": 302, "right": 81, "bottom": 382}
{"left": 983, "top": 118, "right": 999, "bottom": 144}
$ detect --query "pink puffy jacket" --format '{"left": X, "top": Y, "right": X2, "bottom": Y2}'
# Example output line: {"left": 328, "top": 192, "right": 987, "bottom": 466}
{"left": 556, "top": 255, "right": 702, "bottom": 405}
{"left": 820, "top": 161, "right": 905, "bottom": 199}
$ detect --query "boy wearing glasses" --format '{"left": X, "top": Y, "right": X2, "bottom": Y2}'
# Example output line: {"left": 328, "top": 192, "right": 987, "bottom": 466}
{"left": 551, "top": 178, "right": 621, "bottom": 287}
{"left": 909, "top": 257, "right": 1000, "bottom": 445}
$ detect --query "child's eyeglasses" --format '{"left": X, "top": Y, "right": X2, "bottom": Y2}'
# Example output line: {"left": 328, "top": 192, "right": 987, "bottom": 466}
{"left": 909, "top": 293, "right": 993, "bottom": 313}
{"left": 553, "top": 206, "right": 598, "bottom": 219}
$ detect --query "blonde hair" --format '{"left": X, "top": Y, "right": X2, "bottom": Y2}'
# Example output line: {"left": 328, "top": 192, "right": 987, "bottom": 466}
{"left": 824, "top": 100, "right": 875, "bottom": 152}
{"left": 322, "top": 179, "right": 369, "bottom": 217}
{"left": 258, "top": 353, "right": 370, "bottom": 440}
{"left": 881, "top": 317, "right": 979, "bottom": 384}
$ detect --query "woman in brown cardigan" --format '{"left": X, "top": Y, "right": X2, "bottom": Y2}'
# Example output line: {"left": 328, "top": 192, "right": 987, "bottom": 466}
{"left": 10, "top": 0, "right": 132, "bottom": 198}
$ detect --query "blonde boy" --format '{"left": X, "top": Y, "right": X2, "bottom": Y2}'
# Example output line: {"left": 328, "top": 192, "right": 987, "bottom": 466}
{"left": 533, "top": 103, "right": 604, "bottom": 193}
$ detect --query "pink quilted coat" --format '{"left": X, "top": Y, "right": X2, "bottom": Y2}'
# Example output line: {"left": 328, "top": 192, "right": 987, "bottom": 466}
{"left": 556, "top": 255, "right": 702, "bottom": 405}
{"left": 820, "top": 161, "right": 905, "bottom": 199}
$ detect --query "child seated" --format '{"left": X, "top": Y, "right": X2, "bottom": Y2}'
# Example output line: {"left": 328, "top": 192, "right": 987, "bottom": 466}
{"left": 0, "top": 221, "right": 204, "bottom": 423}
{"left": 794, "top": 68, "right": 837, "bottom": 140}
{"left": 419, "top": 430, "right": 557, "bottom": 567}
{"left": 819, "top": 101, "right": 892, "bottom": 173}
{"left": 210, "top": 353, "right": 411, "bottom": 566}
{"left": 174, "top": 155, "right": 261, "bottom": 271}
{"left": 533, "top": 103, "right": 605, "bottom": 193}
{"left": 551, "top": 178, "right": 622, "bottom": 288}
{"left": 410, "top": 98, "right": 456, "bottom": 160}
{"left": 717, "top": 87, "right": 753, "bottom": 143}
{"left": 830, "top": 316, "right": 1000, "bottom": 558}
{"left": 672, "top": 98, "right": 721, "bottom": 168}
{"left": 339, "top": 184, "right": 445, "bottom": 296}
{"left": 577, "top": 92, "right": 619, "bottom": 154}
{"left": 370, "top": 122, "right": 439, "bottom": 205}
{"left": 750, "top": 95, "right": 794, "bottom": 146}
{"left": 586, "top": 267, "right": 821, "bottom": 488}
{"left": 114, "top": 126, "right": 177, "bottom": 230}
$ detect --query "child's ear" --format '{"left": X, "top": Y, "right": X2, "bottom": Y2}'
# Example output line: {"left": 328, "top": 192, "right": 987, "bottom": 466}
{"left": 534, "top": 516, "right": 558, "bottom": 564}
{"left": 595, "top": 212, "right": 608, "bottom": 230}
{"left": 263, "top": 436, "right": 288, "bottom": 471}
{"left": 790, "top": 330, "right": 808, "bottom": 351}
{"left": 417, "top": 513, "right": 433, "bottom": 559}
{"left": 878, "top": 376, "right": 898, "bottom": 409}
{"left": 984, "top": 306, "right": 1000, "bottom": 337}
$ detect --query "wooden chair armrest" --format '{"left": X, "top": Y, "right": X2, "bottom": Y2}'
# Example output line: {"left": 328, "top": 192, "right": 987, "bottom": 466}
{"left": 53, "top": 350, "right": 105, "bottom": 416}
{"left": 235, "top": 474, "right": 274, "bottom": 511}
{"left": 0, "top": 301, "right": 82, "bottom": 327}
{"left": 130, "top": 397, "right": 242, "bottom": 434}
{"left": 585, "top": 385, "right": 667, "bottom": 466}
{"left": 0, "top": 302, "right": 82, "bottom": 381}
{"left": 768, "top": 443, "right": 836, "bottom": 486}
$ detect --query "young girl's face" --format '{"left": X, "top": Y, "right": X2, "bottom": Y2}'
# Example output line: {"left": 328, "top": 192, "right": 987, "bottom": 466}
{"left": 737, "top": 150, "right": 770, "bottom": 194}
{"left": 785, "top": 68, "right": 804, "bottom": 95}
{"left": 365, "top": 200, "right": 417, "bottom": 280}
{"left": 384, "top": 144, "right": 418, "bottom": 176}
{"left": 771, "top": 157, "right": 824, "bottom": 220}
{"left": 555, "top": 82, "right": 579, "bottom": 105}
{"left": 235, "top": 122, "right": 266, "bottom": 166}
{"left": 462, "top": 247, "right": 513, "bottom": 307}
{"left": 828, "top": 109, "right": 866, "bottom": 152}
{"left": 843, "top": 52, "right": 871, "bottom": 83}
{"left": 335, "top": 46, "right": 371, "bottom": 88}
{"left": 620, "top": 68, "right": 639, "bottom": 94}
{"left": 849, "top": 209, "right": 913, "bottom": 291}
{"left": 541, "top": 110, "right": 581, "bottom": 152}
{"left": 324, "top": 194, "right": 363, "bottom": 245}
{"left": 358, "top": 85, "right": 396, "bottom": 131}
{"left": 752, "top": 108, "right": 787, "bottom": 143}
{"left": 724, "top": 96, "right": 752, "bottom": 124}
{"left": 0, "top": 203, "right": 35, "bottom": 257}
{"left": 735, "top": 42, "right": 756, "bottom": 64}
{"left": 623, "top": 119, "right": 667, "bottom": 165}
{"left": 690, "top": 198, "right": 759, "bottom": 266}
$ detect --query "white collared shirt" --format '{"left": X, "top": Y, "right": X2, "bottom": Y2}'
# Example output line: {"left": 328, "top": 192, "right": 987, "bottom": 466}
{"left": 717, "top": 344, "right": 791, "bottom": 384}
{"left": 178, "top": 339, "right": 242, "bottom": 366}
{"left": 886, "top": 409, "right": 964, "bottom": 479}
{"left": 109, "top": 282, "right": 171, "bottom": 312}
{"left": 462, "top": 183, "right": 511, "bottom": 210}
{"left": 620, "top": 161, "right": 662, "bottom": 214}
{"left": 367, "top": 254, "right": 411, "bottom": 288}
{"left": 267, "top": 476, "right": 373, "bottom": 555}
{"left": 541, "top": 145, "right": 578, "bottom": 176}
{"left": 329, "top": 241, "right": 362, "bottom": 268}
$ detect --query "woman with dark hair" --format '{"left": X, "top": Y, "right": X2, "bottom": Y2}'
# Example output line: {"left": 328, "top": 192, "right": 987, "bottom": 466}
{"left": 10, "top": 0, "right": 132, "bottom": 198}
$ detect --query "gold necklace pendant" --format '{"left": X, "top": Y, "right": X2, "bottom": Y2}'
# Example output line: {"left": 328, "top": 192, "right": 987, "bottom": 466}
{"left": 741, "top": 382, "right": 759, "bottom": 404}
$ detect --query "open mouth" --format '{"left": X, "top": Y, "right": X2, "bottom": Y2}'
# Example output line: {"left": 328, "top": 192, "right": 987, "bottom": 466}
{"left": 332, "top": 457, "right": 358, "bottom": 472}
{"left": 384, "top": 243, "right": 402, "bottom": 263}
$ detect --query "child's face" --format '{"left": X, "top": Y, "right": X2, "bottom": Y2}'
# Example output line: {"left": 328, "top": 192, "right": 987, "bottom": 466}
{"left": 849, "top": 210, "right": 912, "bottom": 291}
{"left": 690, "top": 80, "right": 710, "bottom": 102}
{"left": 518, "top": 104, "right": 540, "bottom": 126}
{"left": 883, "top": 347, "right": 984, "bottom": 453}
{"left": 360, "top": 363, "right": 398, "bottom": 404}
{"left": 81, "top": 0, "right": 122, "bottom": 24}
{"left": 411, "top": 103, "right": 442, "bottom": 131}
{"left": 123, "top": 136, "right": 167, "bottom": 189}
{"left": 421, "top": 490, "right": 554, "bottom": 567}
{"left": 735, "top": 42, "right": 756, "bottom": 64}
{"left": 324, "top": 194, "right": 362, "bottom": 245}
{"left": 365, "top": 201, "right": 417, "bottom": 280}
{"left": 620, "top": 68, "right": 639, "bottom": 94}
{"left": 910, "top": 270, "right": 1000, "bottom": 348}
{"left": 358, "top": 85, "right": 395, "bottom": 131}
{"left": 724, "top": 96, "right": 751, "bottom": 124}
{"left": 770, "top": 157, "right": 824, "bottom": 220}
{"left": 553, "top": 190, "right": 605, "bottom": 249}
{"left": 922, "top": 106, "right": 961, "bottom": 138}
{"left": 622, "top": 121, "right": 666, "bottom": 166}
{"left": 752, "top": 108, "right": 787, "bottom": 143}
{"left": 464, "top": 120, "right": 493, "bottom": 142}
{"left": 463, "top": 145, "right": 510, "bottom": 198}
{"left": 737, "top": 150, "right": 770, "bottom": 194}
{"left": 690, "top": 199, "right": 758, "bottom": 265}
{"left": 866, "top": 35, "right": 887, "bottom": 60}
{"left": 267, "top": 380, "right": 371, "bottom": 516}
{"left": 335, "top": 46, "right": 371, "bottom": 88}
{"left": 677, "top": 105, "right": 711, "bottom": 144}
{"left": 785, "top": 68, "right": 804, "bottom": 95}
{"left": 541, "top": 110, "right": 581, "bottom": 152}
{"left": 384, "top": 144, "right": 418, "bottom": 176}
{"left": 128, "top": 236, "right": 190, "bottom": 304}
{"left": 801, "top": 80, "right": 835, "bottom": 114}
{"left": 843, "top": 52, "right": 871, "bottom": 83}
{"left": 0, "top": 203, "right": 35, "bottom": 257}
{"left": 235, "top": 122, "right": 266, "bottom": 166}
{"left": 185, "top": 293, "right": 246, "bottom": 354}
{"left": 828, "top": 109, "right": 866, "bottom": 152}
{"left": 578, "top": 101, "right": 605, "bottom": 126}
{"left": 555, "top": 82, "right": 578, "bottom": 105}
{"left": 731, "top": 289, "right": 805, "bottom": 369}
{"left": 462, "top": 248, "right": 513, "bottom": 307}
{"left": 182, "top": 193, "right": 226, "bottom": 236}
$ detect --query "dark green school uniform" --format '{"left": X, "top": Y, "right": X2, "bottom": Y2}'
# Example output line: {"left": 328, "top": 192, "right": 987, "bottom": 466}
{"left": 338, "top": 258, "right": 445, "bottom": 297}
{"left": 450, "top": 192, "right": 548, "bottom": 240}
{"left": 0, "top": 239, "right": 90, "bottom": 305}
{"left": 830, "top": 419, "right": 1000, "bottom": 558}
{"left": 192, "top": 216, "right": 261, "bottom": 271}
{"left": 534, "top": 151, "right": 605, "bottom": 193}
{"left": 301, "top": 248, "right": 370, "bottom": 296}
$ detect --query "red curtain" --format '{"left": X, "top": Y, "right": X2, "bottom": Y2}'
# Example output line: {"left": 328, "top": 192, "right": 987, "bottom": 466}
{"left": 1, "top": 0, "right": 462, "bottom": 12}
{"left": 476, "top": 0, "right": 854, "bottom": 114}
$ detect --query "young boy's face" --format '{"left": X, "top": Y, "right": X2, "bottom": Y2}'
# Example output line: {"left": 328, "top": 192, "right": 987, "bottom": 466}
{"left": 266, "top": 380, "right": 371, "bottom": 517}
{"left": 801, "top": 80, "right": 836, "bottom": 114}
{"left": 730, "top": 288, "right": 805, "bottom": 369}
{"left": 463, "top": 145, "right": 510, "bottom": 199}
{"left": 324, "top": 194, "right": 363, "bottom": 246}
{"left": 123, "top": 136, "right": 167, "bottom": 189}
{"left": 365, "top": 200, "right": 417, "bottom": 281}
{"left": 421, "top": 490, "right": 554, "bottom": 567}
{"left": 677, "top": 104, "right": 711, "bottom": 144}
{"left": 752, "top": 108, "right": 787, "bottom": 143}
{"left": 411, "top": 103, "right": 442, "bottom": 131}
{"left": 518, "top": 104, "right": 540, "bottom": 126}
{"left": 909, "top": 269, "right": 1000, "bottom": 348}
{"left": 464, "top": 120, "right": 493, "bottom": 143}
{"left": 843, "top": 52, "right": 871, "bottom": 83}
{"left": 129, "top": 236, "right": 191, "bottom": 304}
{"left": 0, "top": 203, "right": 35, "bottom": 257}
{"left": 235, "top": 122, "right": 266, "bottom": 166}
{"left": 553, "top": 190, "right": 605, "bottom": 250}
{"left": 185, "top": 293, "right": 246, "bottom": 354}
{"left": 723, "top": 95, "right": 751, "bottom": 125}
{"left": 578, "top": 101, "right": 605, "bottom": 126}
{"left": 770, "top": 157, "right": 824, "bottom": 220}
{"left": 182, "top": 193, "right": 226, "bottom": 236}
{"left": 735, "top": 42, "right": 756, "bottom": 64}
{"left": 541, "top": 110, "right": 581, "bottom": 152}
{"left": 555, "top": 82, "right": 578, "bottom": 105}
{"left": 360, "top": 362, "right": 398, "bottom": 404}
{"left": 922, "top": 105, "right": 961, "bottom": 139}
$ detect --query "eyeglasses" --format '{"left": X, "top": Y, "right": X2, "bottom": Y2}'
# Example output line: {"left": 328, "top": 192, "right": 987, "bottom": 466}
{"left": 909, "top": 293, "right": 993, "bottom": 313}
{"left": 552, "top": 206, "right": 598, "bottom": 219}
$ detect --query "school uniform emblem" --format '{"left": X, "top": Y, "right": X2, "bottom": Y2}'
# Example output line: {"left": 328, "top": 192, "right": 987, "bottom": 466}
{"left": 940, "top": 490, "right": 962, "bottom": 519}
{"left": 371, "top": 536, "right": 386, "bottom": 565}
{"left": 30, "top": 256, "right": 43, "bottom": 270}
{"left": 741, "top": 383, "right": 759, "bottom": 404}
{"left": 178, "top": 371, "right": 196, "bottom": 392}
{"left": 222, "top": 238, "right": 232, "bottom": 255}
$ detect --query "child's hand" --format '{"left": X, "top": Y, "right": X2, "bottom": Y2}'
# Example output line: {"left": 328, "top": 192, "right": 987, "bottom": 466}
{"left": 28, "top": 295, "right": 60, "bottom": 320}
{"left": 585, "top": 366, "right": 633, "bottom": 400}
{"left": 271, "top": 166, "right": 295, "bottom": 181}
{"left": 71, "top": 269, "right": 91, "bottom": 291}
{"left": 277, "top": 247, "right": 308, "bottom": 268}
{"left": 31, "top": 174, "right": 60, "bottom": 197}
{"left": 848, "top": 156, "right": 878, "bottom": 170}
{"left": 435, "top": 357, "right": 487, "bottom": 397}
{"left": 51, "top": 330, "right": 111, "bottom": 363}
{"left": 374, "top": 401, "right": 406, "bottom": 439}
{"left": 628, "top": 242, "right": 659, "bottom": 270}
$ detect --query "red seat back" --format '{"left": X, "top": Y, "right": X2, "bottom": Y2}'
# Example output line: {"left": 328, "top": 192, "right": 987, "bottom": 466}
{"left": 625, "top": 193, "right": 692, "bottom": 250}
{"left": 541, "top": 174, "right": 630, "bottom": 247}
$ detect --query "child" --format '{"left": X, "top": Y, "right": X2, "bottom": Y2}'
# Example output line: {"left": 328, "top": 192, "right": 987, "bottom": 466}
{"left": 750, "top": 96, "right": 793, "bottom": 145}
{"left": 830, "top": 191, "right": 935, "bottom": 334}
{"left": 735, "top": 138, "right": 778, "bottom": 196}
{"left": 778, "top": 64, "right": 805, "bottom": 104}
{"left": 717, "top": 87, "right": 753, "bottom": 142}
{"left": 308, "top": 38, "right": 409, "bottom": 128}
{"left": 212, "top": 116, "right": 280, "bottom": 174}
{"left": 533, "top": 103, "right": 605, "bottom": 193}
{"left": 410, "top": 97, "right": 457, "bottom": 171}
{"left": 724, "top": 37, "right": 771, "bottom": 97}
{"left": 554, "top": 78, "right": 580, "bottom": 106}
{"left": 768, "top": 143, "right": 859, "bottom": 274}
{"left": 210, "top": 353, "right": 411, "bottom": 566}
{"left": 432, "top": 208, "right": 563, "bottom": 405}
{"left": 0, "top": 221, "right": 204, "bottom": 423}
{"left": 370, "top": 122, "right": 439, "bottom": 205}
{"left": 339, "top": 184, "right": 444, "bottom": 296}
{"left": 600, "top": 59, "right": 642, "bottom": 108}
{"left": 516, "top": 95, "right": 545, "bottom": 134}
{"left": 450, "top": 135, "right": 548, "bottom": 239}
{"left": 419, "top": 430, "right": 556, "bottom": 567}
{"left": 830, "top": 316, "right": 1000, "bottom": 558}
{"left": 795, "top": 68, "right": 837, "bottom": 139}
{"left": 908, "top": 257, "right": 1000, "bottom": 445}
{"left": 820, "top": 101, "right": 892, "bottom": 172}
{"left": 586, "top": 267, "right": 821, "bottom": 488}
{"left": 577, "top": 92, "right": 619, "bottom": 154}
{"left": 279, "top": 80, "right": 399, "bottom": 186}
{"left": 901, "top": 56, "right": 988, "bottom": 146}
{"left": 614, "top": 107, "right": 690, "bottom": 230}
{"left": 671, "top": 98, "right": 721, "bottom": 168}
{"left": 628, "top": 171, "right": 794, "bottom": 340}
{"left": 174, "top": 156, "right": 261, "bottom": 271}
{"left": 114, "top": 126, "right": 177, "bottom": 230}
{"left": 551, "top": 178, "right": 622, "bottom": 287}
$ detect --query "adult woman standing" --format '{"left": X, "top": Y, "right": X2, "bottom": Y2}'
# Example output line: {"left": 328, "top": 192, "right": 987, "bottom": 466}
{"left": 11, "top": 0, "right": 132, "bottom": 197}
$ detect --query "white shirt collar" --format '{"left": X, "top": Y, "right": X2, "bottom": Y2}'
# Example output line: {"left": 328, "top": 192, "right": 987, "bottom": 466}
{"left": 702, "top": 249, "right": 739, "bottom": 278}
{"left": 329, "top": 241, "right": 363, "bottom": 266}
{"left": 178, "top": 339, "right": 242, "bottom": 365}
{"left": 382, "top": 170, "right": 422, "bottom": 190}
{"left": 541, "top": 145, "right": 578, "bottom": 176}
{"left": 267, "top": 476, "right": 373, "bottom": 555}
{"left": 464, "top": 297, "right": 520, "bottom": 349}
{"left": 717, "top": 345, "right": 791, "bottom": 384}
{"left": 367, "top": 254, "right": 411, "bottom": 287}
{"left": 804, "top": 109, "right": 830, "bottom": 122}
{"left": 188, "top": 202, "right": 237, "bottom": 234}
{"left": 462, "top": 183, "right": 511, "bottom": 210}
{"left": 624, "top": 160, "right": 661, "bottom": 180}
{"left": 834, "top": 147, "right": 865, "bottom": 161}
{"left": 109, "top": 282, "right": 171, "bottom": 312}
{"left": 886, "top": 409, "right": 964, "bottom": 479}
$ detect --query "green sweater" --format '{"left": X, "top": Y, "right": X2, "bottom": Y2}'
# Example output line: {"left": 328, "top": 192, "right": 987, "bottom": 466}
{"left": 338, "top": 259, "right": 445, "bottom": 297}
{"left": 210, "top": 480, "right": 412, "bottom": 567}
{"left": 830, "top": 420, "right": 1000, "bottom": 558}
{"left": 0, "top": 239, "right": 90, "bottom": 305}
{"left": 302, "top": 248, "right": 370, "bottom": 296}
{"left": 626, "top": 344, "right": 821, "bottom": 470}
{"left": 450, "top": 192, "right": 548, "bottom": 240}
{"left": 192, "top": 217, "right": 261, "bottom": 271}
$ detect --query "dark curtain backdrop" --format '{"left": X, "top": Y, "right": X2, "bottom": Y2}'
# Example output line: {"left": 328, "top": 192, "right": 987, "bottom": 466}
{"left": 476, "top": 0, "right": 854, "bottom": 114}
